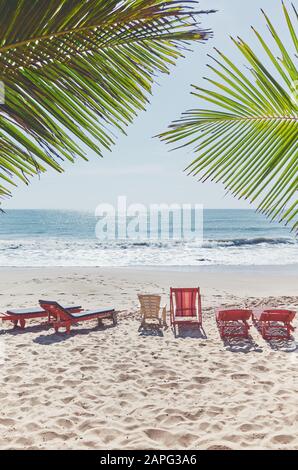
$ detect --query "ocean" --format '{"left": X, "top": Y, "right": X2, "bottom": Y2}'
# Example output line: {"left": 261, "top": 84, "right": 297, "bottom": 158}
{"left": 0, "top": 209, "right": 297, "bottom": 267}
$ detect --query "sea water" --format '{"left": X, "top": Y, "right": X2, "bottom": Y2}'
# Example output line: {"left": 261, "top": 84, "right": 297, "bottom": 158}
{"left": 0, "top": 209, "right": 297, "bottom": 267}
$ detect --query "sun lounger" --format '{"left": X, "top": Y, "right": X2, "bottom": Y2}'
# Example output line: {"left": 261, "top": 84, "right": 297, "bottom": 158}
{"left": 39, "top": 300, "right": 117, "bottom": 334}
{"left": 170, "top": 287, "right": 202, "bottom": 334}
{"left": 253, "top": 309, "right": 296, "bottom": 340}
{"left": 216, "top": 309, "right": 252, "bottom": 339}
{"left": 0, "top": 304, "right": 82, "bottom": 329}
{"left": 138, "top": 294, "right": 166, "bottom": 328}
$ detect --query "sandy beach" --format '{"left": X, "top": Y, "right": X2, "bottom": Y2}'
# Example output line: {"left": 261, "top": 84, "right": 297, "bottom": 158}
{"left": 0, "top": 266, "right": 297, "bottom": 450}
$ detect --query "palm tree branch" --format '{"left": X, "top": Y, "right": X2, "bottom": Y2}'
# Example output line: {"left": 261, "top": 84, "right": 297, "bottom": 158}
{"left": 0, "top": 0, "right": 214, "bottom": 200}
{"left": 159, "top": 2, "right": 298, "bottom": 231}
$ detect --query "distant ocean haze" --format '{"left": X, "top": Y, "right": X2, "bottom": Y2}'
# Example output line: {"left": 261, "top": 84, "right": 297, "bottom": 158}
{"left": 0, "top": 209, "right": 297, "bottom": 267}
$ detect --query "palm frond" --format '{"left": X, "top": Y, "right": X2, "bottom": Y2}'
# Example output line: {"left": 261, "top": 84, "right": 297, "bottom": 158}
{"left": 0, "top": 0, "right": 214, "bottom": 200}
{"left": 160, "top": 1, "right": 298, "bottom": 232}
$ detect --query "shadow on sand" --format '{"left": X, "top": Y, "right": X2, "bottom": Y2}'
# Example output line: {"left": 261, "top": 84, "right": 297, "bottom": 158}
{"left": 253, "top": 320, "right": 297, "bottom": 352}
{"left": 138, "top": 323, "right": 165, "bottom": 337}
{"left": 173, "top": 324, "right": 207, "bottom": 340}
{"left": 0, "top": 323, "right": 51, "bottom": 336}
{"left": 33, "top": 321, "right": 117, "bottom": 345}
{"left": 222, "top": 336, "right": 263, "bottom": 353}
{"left": 267, "top": 338, "right": 298, "bottom": 352}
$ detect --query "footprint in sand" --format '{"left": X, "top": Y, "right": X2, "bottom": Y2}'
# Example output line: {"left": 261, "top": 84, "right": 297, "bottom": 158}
{"left": 25, "top": 422, "right": 41, "bottom": 432}
{"left": 231, "top": 373, "right": 250, "bottom": 380}
{"left": 0, "top": 418, "right": 15, "bottom": 427}
{"left": 55, "top": 418, "right": 74, "bottom": 430}
{"left": 271, "top": 434, "right": 294, "bottom": 445}
{"left": 207, "top": 444, "right": 233, "bottom": 450}
{"left": 255, "top": 366, "right": 270, "bottom": 372}
{"left": 193, "top": 376, "right": 213, "bottom": 384}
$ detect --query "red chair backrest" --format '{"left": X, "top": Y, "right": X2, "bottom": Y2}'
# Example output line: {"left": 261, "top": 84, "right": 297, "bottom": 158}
{"left": 39, "top": 300, "right": 72, "bottom": 321}
{"left": 262, "top": 309, "right": 296, "bottom": 322}
{"left": 171, "top": 288, "right": 199, "bottom": 317}
{"left": 217, "top": 309, "right": 252, "bottom": 321}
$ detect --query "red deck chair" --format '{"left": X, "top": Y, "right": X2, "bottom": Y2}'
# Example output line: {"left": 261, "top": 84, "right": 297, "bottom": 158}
{"left": 0, "top": 304, "right": 82, "bottom": 329}
{"left": 39, "top": 300, "right": 117, "bottom": 334}
{"left": 253, "top": 309, "right": 296, "bottom": 340}
{"left": 216, "top": 309, "right": 252, "bottom": 339}
{"left": 170, "top": 288, "right": 202, "bottom": 334}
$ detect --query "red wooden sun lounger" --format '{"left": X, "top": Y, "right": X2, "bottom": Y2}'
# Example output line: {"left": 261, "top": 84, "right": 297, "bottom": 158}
{"left": 170, "top": 287, "right": 202, "bottom": 334}
{"left": 0, "top": 304, "right": 82, "bottom": 329}
{"left": 216, "top": 309, "right": 252, "bottom": 339}
{"left": 39, "top": 300, "right": 117, "bottom": 334}
{"left": 253, "top": 309, "right": 296, "bottom": 340}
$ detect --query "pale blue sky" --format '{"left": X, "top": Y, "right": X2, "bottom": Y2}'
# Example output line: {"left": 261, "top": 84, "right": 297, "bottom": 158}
{"left": 5, "top": 0, "right": 288, "bottom": 210}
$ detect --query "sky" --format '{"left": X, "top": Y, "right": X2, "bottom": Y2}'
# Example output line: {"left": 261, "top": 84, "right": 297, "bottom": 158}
{"left": 4, "top": 0, "right": 288, "bottom": 211}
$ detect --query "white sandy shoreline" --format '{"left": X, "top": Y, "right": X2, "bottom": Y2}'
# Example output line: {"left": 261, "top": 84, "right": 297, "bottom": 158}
{"left": 0, "top": 266, "right": 297, "bottom": 450}
{"left": 0, "top": 265, "right": 297, "bottom": 297}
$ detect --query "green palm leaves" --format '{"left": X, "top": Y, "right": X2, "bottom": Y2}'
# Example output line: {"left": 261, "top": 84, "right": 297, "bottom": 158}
{"left": 0, "top": 0, "right": 212, "bottom": 200}
{"left": 160, "top": 2, "right": 298, "bottom": 231}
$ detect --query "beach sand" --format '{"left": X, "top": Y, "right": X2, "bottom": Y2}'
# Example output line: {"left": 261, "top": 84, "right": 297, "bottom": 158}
{"left": 0, "top": 266, "right": 297, "bottom": 450}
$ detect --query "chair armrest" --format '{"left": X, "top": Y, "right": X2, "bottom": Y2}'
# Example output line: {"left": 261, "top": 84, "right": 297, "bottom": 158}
{"left": 161, "top": 306, "right": 167, "bottom": 326}
{"left": 169, "top": 306, "right": 174, "bottom": 324}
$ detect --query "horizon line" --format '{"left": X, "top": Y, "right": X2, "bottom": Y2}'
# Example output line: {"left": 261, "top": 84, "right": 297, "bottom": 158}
{"left": 1, "top": 207, "right": 256, "bottom": 212}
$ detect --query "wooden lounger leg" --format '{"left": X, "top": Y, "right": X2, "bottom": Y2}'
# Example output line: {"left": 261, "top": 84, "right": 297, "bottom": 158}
{"left": 162, "top": 307, "right": 167, "bottom": 327}
{"left": 112, "top": 312, "right": 117, "bottom": 326}
{"left": 19, "top": 319, "right": 26, "bottom": 329}
{"left": 65, "top": 323, "right": 71, "bottom": 335}
{"left": 12, "top": 319, "right": 18, "bottom": 328}
{"left": 54, "top": 325, "right": 59, "bottom": 333}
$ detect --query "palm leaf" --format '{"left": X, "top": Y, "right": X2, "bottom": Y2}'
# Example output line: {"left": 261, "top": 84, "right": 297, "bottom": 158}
{"left": 160, "top": 1, "right": 298, "bottom": 232}
{"left": 0, "top": 0, "right": 214, "bottom": 201}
